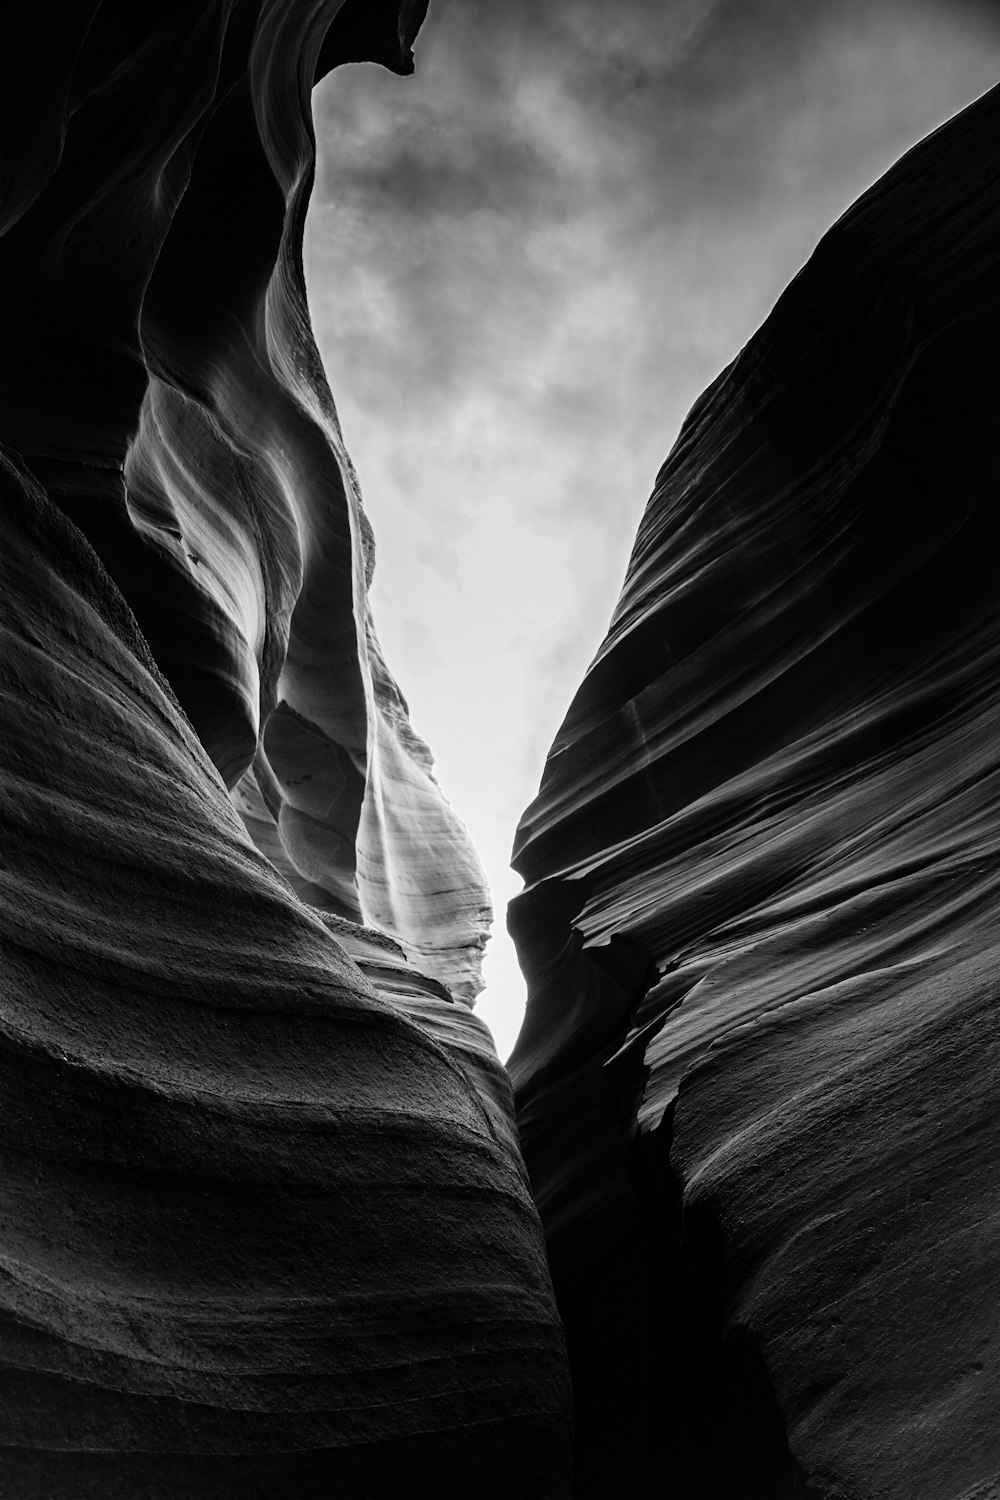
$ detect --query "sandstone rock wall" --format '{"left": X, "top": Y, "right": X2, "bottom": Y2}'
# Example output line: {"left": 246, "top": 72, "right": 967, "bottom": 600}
{"left": 510, "top": 82, "right": 1000, "bottom": 1500}
{"left": 0, "top": 3, "right": 570, "bottom": 1493}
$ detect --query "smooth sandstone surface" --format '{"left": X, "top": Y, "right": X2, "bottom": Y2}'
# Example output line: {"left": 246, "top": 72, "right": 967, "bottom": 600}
{"left": 510, "top": 84, "right": 1000, "bottom": 1499}
{"left": 0, "top": 2, "right": 570, "bottom": 1494}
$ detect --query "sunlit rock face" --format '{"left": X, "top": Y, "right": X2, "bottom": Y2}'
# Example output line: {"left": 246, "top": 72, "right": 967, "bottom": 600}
{"left": 0, "top": 2, "right": 570, "bottom": 1493}
{"left": 511, "top": 85, "right": 1000, "bottom": 1500}
{"left": 3, "top": 0, "right": 488, "bottom": 1007}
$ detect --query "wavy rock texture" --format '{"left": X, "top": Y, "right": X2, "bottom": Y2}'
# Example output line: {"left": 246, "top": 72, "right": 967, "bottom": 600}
{"left": 0, "top": 2, "right": 570, "bottom": 1494}
{"left": 510, "top": 84, "right": 1000, "bottom": 1500}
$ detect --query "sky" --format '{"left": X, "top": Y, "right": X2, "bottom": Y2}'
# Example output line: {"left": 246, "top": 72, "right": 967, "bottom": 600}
{"left": 305, "top": 0, "right": 1000, "bottom": 1060}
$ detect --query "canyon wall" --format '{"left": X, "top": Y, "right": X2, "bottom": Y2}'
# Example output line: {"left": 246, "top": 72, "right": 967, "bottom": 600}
{"left": 0, "top": 2, "right": 570, "bottom": 1494}
{"left": 510, "top": 82, "right": 1000, "bottom": 1499}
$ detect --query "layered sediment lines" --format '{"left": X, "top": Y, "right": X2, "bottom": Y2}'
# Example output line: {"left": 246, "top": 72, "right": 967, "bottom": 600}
{"left": 0, "top": 2, "right": 569, "bottom": 1493}
{"left": 510, "top": 85, "right": 1000, "bottom": 1499}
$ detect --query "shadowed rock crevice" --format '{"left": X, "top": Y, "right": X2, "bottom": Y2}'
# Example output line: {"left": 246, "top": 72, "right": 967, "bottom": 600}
{"left": 669, "top": 1195, "right": 815, "bottom": 1500}
{"left": 509, "top": 923, "right": 660, "bottom": 1498}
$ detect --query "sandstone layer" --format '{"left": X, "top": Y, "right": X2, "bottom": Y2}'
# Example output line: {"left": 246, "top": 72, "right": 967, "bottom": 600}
{"left": 510, "top": 84, "right": 1000, "bottom": 1500}
{"left": 0, "top": 3, "right": 570, "bottom": 1494}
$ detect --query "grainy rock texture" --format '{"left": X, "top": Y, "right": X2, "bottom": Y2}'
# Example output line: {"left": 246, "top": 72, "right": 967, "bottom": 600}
{"left": 510, "top": 83, "right": 1000, "bottom": 1500}
{"left": 0, "top": 3, "right": 570, "bottom": 1494}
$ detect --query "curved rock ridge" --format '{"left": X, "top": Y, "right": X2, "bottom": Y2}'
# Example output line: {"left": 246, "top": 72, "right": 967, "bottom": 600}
{"left": 1, "top": 0, "right": 489, "bottom": 1006}
{"left": 0, "top": 2, "right": 570, "bottom": 1494}
{"left": 510, "top": 85, "right": 1000, "bottom": 1499}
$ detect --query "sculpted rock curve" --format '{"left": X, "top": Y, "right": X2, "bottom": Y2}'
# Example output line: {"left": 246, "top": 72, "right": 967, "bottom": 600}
{"left": 0, "top": 2, "right": 570, "bottom": 1493}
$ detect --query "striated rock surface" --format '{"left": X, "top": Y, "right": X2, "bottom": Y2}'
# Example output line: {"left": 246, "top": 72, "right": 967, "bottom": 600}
{"left": 3, "top": 0, "right": 489, "bottom": 1006}
{"left": 0, "top": 2, "right": 569, "bottom": 1494}
{"left": 510, "top": 84, "right": 1000, "bottom": 1499}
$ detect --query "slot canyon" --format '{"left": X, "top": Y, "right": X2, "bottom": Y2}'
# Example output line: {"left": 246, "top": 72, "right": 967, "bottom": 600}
{"left": 1, "top": 1, "right": 999, "bottom": 1495}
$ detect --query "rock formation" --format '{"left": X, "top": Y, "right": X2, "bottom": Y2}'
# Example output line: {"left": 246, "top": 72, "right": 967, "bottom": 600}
{"left": 0, "top": 2, "right": 570, "bottom": 1494}
{"left": 510, "top": 83, "right": 1000, "bottom": 1499}
{"left": 6, "top": 0, "right": 1000, "bottom": 1493}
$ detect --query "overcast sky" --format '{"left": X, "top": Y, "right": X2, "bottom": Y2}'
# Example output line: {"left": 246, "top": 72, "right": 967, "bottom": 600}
{"left": 306, "top": 0, "right": 1000, "bottom": 1059}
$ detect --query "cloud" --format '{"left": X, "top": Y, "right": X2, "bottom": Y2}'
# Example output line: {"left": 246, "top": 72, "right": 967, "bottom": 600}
{"left": 414, "top": 536, "right": 460, "bottom": 580}
{"left": 306, "top": 0, "right": 1000, "bottom": 1057}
